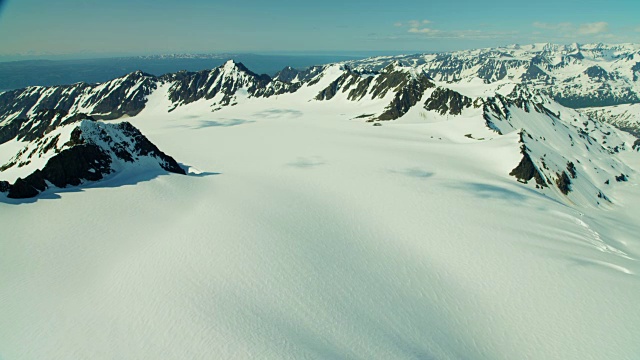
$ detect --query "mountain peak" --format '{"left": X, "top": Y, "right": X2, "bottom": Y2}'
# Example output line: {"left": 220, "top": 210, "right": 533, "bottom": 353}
{"left": 382, "top": 60, "right": 406, "bottom": 71}
{"left": 124, "top": 69, "right": 152, "bottom": 80}
{"left": 221, "top": 59, "right": 251, "bottom": 73}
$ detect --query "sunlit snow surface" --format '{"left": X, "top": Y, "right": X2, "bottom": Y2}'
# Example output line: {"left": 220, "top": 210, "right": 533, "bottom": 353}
{"left": 1, "top": 81, "right": 640, "bottom": 360}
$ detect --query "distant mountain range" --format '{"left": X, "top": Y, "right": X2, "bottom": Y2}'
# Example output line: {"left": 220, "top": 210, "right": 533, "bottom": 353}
{"left": 0, "top": 43, "right": 638, "bottom": 202}
{"left": 343, "top": 43, "right": 640, "bottom": 108}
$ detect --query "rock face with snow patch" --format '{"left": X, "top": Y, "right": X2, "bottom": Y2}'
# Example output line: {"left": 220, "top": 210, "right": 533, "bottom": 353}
{"left": 274, "top": 65, "right": 324, "bottom": 83}
{"left": 313, "top": 62, "right": 435, "bottom": 121}
{"left": 0, "top": 119, "right": 185, "bottom": 199}
{"left": 423, "top": 88, "right": 474, "bottom": 115}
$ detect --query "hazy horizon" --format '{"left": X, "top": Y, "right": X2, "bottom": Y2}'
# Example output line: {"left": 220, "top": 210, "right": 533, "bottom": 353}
{"left": 1, "top": 0, "right": 638, "bottom": 60}
{"left": 0, "top": 50, "right": 427, "bottom": 63}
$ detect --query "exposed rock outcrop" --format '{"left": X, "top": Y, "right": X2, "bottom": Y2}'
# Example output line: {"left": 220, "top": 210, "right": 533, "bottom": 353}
{"left": 423, "top": 88, "right": 473, "bottom": 115}
{"left": 510, "top": 146, "right": 547, "bottom": 187}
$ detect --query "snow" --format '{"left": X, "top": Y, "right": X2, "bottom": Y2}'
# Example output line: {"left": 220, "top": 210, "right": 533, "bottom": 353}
{"left": 124, "top": 78, "right": 145, "bottom": 99}
{"left": 436, "top": 78, "right": 517, "bottom": 99}
{"left": 1, "top": 81, "right": 640, "bottom": 360}
{"left": 0, "top": 123, "right": 77, "bottom": 183}
{"left": 0, "top": 111, "right": 23, "bottom": 126}
{"left": 27, "top": 87, "right": 57, "bottom": 117}
{"left": 0, "top": 139, "right": 28, "bottom": 170}
{"left": 580, "top": 103, "right": 640, "bottom": 130}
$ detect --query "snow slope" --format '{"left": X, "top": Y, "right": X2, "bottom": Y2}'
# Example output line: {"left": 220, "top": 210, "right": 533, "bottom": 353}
{"left": 1, "top": 85, "right": 640, "bottom": 360}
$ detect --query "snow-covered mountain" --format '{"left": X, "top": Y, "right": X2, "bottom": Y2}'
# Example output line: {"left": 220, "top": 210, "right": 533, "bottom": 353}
{"left": 0, "top": 60, "right": 299, "bottom": 124}
{"left": 5, "top": 43, "right": 638, "bottom": 129}
{"left": 2, "top": 45, "right": 640, "bottom": 360}
{"left": 1, "top": 50, "right": 638, "bottom": 205}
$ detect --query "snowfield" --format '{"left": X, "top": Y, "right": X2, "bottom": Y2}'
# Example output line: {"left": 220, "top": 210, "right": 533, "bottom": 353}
{"left": 1, "top": 68, "right": 640, "bottom": 360}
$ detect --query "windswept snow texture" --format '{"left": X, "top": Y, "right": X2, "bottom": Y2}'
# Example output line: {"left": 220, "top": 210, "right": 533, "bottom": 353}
{"left": 0, "top": 48, "right": 640, "bottom": 360}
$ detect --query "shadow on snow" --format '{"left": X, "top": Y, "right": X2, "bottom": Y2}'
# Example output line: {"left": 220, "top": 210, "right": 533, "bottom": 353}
{"left": 0, "top": 165, "right": 219, "bottom": 205}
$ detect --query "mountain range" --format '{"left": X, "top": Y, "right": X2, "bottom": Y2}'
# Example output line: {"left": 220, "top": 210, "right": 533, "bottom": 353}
{"left": 0, "top": 43, "right": 638, "bottom": 203}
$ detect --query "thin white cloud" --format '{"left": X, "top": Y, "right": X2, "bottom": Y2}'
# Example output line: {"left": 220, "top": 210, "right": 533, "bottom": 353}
{"left": 408, "top": 27, "right": 441, "bottom": 35}
{"left": 405, "top": 20, "right": 439, "bottom": 36}
{"left": 532, "top": 21, "right": 611, "bottom": 38}
{"left": 406, "top": 19, "right": 432, "bottom": 30}
{"left": 578, "top": 22, "right": 609, "bottom": 35}
{"left": 396, "top": 20, "right": 516, "bottom": 40}
{"left": 532, "top": 22, "right": 573, "bottom": 31}
{"left": 596, "top": 33, "right": 616, "bottom": 39}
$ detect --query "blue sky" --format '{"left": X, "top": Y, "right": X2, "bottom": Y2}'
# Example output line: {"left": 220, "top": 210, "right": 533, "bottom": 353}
{"left": 0, "top": 0, "right": 638, "bottom": 58}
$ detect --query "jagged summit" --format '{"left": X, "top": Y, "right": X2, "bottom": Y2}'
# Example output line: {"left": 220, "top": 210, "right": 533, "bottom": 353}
{"left": 218, "top": 59, "right": 266, "bottom": 79}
